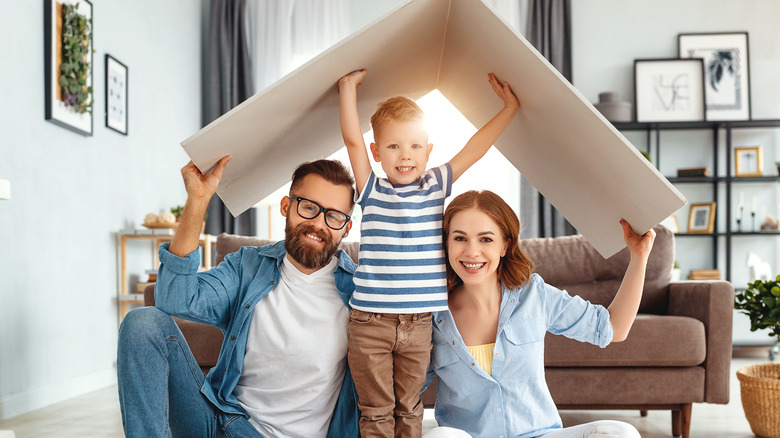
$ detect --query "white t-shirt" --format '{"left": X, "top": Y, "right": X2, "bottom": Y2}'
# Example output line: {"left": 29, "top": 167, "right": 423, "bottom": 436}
{"left": 234, "top": 255, "right": 349, "bottom": 438}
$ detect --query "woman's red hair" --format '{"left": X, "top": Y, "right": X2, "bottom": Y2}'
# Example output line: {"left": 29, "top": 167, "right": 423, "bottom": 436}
{"left": 443, "top": 190, "right": 535, "bottom": 291}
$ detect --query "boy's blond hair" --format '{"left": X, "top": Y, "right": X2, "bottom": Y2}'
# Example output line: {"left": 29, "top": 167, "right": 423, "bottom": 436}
{"left": 370, "top": 96, "right": 427, "bottom": 139}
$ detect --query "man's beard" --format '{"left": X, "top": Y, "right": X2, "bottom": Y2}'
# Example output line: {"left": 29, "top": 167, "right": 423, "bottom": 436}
{"left": 284, "top": 221, "right": 341, "bottom": 270}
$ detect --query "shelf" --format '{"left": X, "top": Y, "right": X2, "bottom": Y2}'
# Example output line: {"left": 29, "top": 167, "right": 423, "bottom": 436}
{"left": 667, "top": 176, "right": 720, "bottom": 184}
{"left": 613, "top": 121, "right": 721, "bottom": 131}
{"left": 119, "top": 293, "right": 145, "bottom": 302}
{"left": 613, "top": 119, "right": 780, "bottom": 131}
{"left": 614, "top": 119, "right": 780, "bottom": 282}
{"left": 729, "top": 176, "right": 779, "bottom": 183}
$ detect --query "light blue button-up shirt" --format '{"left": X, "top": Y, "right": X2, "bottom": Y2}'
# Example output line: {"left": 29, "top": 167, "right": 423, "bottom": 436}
{"left": 154, "top": 241, "right": 360, "bottom": 438}
{"left": 429, "top": 274, "right": 613, "bottom": 438}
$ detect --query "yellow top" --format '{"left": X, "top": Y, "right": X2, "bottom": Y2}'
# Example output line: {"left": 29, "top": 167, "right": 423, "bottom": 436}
{"left": 467, "top": 343, "right": 496, "bottom": 375}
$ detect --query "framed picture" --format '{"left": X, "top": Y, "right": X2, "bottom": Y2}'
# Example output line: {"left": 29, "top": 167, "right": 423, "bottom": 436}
{"left": 44, "top": 0, "right": 94, "bottom": 136}
{"left": 660, "top": 215, "right": 680, "bottom": 234}
{"left": 734, "top": 146, "right": 763, "bottom": 177}
{"left": 634, "top": 58, "right": 706, "bottom": 123}
{"left": 105, "top": 54, "right": 128, "bottom": 135}
{"left": 687, "top": 202, "right": 717, "bottom": 234}
{"left": 678, "top": 32, "right": 751, "bottom": 121}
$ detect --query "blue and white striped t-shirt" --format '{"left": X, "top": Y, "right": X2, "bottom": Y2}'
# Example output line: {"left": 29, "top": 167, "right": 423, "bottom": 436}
{"left": 349, "top": 163, "right": 453, "bottom": 314}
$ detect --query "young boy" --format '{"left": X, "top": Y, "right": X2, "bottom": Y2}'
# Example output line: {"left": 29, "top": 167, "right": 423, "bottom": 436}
{"left": 338, "top": 68, "right": 519, "bottom": 437}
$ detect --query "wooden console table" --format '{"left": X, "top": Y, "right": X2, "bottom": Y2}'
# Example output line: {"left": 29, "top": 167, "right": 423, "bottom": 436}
{"left": 117, "top": 229, "right": 215, "bottom": 323}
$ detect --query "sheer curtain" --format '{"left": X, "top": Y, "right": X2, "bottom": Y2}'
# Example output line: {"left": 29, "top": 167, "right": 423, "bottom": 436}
{"left": 252, "top": 0, "right": 349, "bottom": 91}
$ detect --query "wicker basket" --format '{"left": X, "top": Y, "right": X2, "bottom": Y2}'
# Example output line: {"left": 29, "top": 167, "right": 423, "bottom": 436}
{"left": 738, "top": 363, "right": 780, "bottom": 438}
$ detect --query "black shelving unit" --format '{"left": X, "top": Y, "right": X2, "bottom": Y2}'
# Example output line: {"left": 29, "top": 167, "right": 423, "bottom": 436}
{"left": 614, "top": 119, "right": 780, "bottom": 282}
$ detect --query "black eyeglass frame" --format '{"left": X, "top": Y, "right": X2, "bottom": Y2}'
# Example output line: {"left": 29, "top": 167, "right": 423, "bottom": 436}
{"left": 288, "top": 195, "right": 351, "bottom": 230}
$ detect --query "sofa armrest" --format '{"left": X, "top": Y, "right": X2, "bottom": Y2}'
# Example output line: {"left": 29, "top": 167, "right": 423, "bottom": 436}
{"left": 142, "top": 283, "right": 222, "bottom": 369}
{"left": 668, "top": 280, "right": 734, "bottom": 404}
{"left": 144, "top": 283, "right": 156, "bottom": 306}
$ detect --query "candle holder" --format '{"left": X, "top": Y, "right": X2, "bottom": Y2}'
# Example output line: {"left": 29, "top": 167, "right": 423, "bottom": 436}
{"left": 737, "top": 207, "right": 744, "bottom": 232}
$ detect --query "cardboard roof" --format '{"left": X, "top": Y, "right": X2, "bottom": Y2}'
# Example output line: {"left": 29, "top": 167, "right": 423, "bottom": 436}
{"left": 181, "top": 0, "right": 686, "bottom": 258}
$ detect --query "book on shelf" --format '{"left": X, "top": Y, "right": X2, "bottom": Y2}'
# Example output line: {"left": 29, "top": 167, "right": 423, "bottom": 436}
{"left": 676, "top": 167, "right": 711, "bottom": 178}
{"left": 136, "top": 282, "right": 155, "bottom": 293}
{"left": 687, "top": 269, "right": 721, "bottom": 280}
{"left": 146, "top": 269, "right": 158, "bottom": 282}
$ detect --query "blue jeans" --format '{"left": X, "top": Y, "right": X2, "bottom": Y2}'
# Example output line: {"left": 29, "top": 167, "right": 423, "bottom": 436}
{"left": 117, "top": 307, "right": 262, "bottom": 438}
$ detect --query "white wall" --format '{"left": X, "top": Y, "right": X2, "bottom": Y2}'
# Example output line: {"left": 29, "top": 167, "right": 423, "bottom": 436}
{"left": 0, "top": 0, "right": 202, "bottom": 419}
{"left": 571, "top": 0, "right": 780, "bottom": 345}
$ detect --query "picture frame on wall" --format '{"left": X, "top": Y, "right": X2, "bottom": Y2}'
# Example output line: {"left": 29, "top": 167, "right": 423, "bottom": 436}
{"left": 687, "top": 202, "right": 717, "bottom": 234}
{"left": 734, "top": 146, "right": 763, "bottom": 177}
{"left": 105, "top": 54, "right": 128, "bottom": 135}
{"left": 634, "top": 58, "right": 706, "bottom": 123}
{"left": 44, "top": 0, "right": 94, "bottom": 136}
{"left": 678, "top": 32, "right": 751, "bottom": 121}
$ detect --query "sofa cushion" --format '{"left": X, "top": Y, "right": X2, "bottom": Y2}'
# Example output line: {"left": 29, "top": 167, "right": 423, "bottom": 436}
{"left": 544, "top": 314, "right": 705, "bottom": 367}
{"left": 522, "top": 225, "right": 673, "bottom": 314}
{"left": 215, "top": 233, "right": 360, "bottom": 265}
{"left": 546, "top": 366, "right": 705, "bottom": 405}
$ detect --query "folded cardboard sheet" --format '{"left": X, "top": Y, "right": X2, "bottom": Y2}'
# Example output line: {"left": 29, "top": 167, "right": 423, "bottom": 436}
{"left": 181, "top": 0, "right": 686, "bottom": 258}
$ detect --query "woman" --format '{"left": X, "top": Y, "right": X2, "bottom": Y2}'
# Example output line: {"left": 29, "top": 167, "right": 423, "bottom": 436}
{"left": 425, "top": 190, "right": 656, "bottom": 438}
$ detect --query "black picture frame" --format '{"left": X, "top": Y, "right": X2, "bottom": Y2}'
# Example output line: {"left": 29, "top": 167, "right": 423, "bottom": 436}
{"left": 634, "top": 58, "right": 707, "bottom": 123}
{"left": 44, "top": 0, "right": 94, "bottom": 136}
{"left": 105, "top": 54, "right": 128, "bottom": 135}
{"left": 678, "top": 32, "right": 751, "bottom": 121}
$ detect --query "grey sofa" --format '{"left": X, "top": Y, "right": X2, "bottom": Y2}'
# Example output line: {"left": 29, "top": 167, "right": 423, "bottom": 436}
{"left": 144, "top": 226, "right": 733, "bottom": 438}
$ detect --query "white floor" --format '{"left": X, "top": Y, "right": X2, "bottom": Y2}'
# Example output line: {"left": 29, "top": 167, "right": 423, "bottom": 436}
{"left": 0, "top": 350, "right": 771, "bottom": 437}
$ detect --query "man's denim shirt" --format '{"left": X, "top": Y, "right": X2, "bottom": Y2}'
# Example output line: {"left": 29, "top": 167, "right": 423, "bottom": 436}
{"left": 155, "top": 240, "right": 359, "bottom": 438}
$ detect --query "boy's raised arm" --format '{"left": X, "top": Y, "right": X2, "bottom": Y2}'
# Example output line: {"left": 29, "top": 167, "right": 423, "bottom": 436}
{"left": 338, "top": 69, "right": 372, "bottom": 195}
{"left": 449, "top": 73, "right": 520, "bottom": 182}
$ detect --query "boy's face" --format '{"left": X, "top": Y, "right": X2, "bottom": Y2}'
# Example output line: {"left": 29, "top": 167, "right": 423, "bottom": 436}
{"left": 370, "top": 119, "right": 433, "bottom": 185}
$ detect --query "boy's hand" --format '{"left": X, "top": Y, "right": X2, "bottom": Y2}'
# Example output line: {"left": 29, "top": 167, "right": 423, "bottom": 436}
{"left": 488, "top": 73, "right": 520, "bottom": 112}
{"left": 338, "top": 69, "right": 367, "bottom": 91}
{"left": 620, "top": 219, "right": 656, "bottom": 260}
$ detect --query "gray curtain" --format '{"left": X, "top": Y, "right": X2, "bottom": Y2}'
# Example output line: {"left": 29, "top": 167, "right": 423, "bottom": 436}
{"left": 521, "top": 0, "right": 575, "bottom": 238}
{"left": 203, "top": 0, "right": 257, "bottom": 236}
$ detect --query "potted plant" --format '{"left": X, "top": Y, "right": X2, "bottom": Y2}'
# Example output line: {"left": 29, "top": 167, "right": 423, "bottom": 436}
{"left": 734, "top": 276, "right": 780, "bottom": 438}
{"left": 170, "top": 205, "right": 207, "bottom": 233}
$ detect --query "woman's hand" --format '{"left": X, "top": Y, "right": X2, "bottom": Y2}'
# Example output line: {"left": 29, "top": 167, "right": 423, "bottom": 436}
{"left": 620, "top": 219, "right": 655, "bottom": 260}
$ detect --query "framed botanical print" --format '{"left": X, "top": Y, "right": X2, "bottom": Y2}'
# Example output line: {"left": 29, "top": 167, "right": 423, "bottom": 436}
{"left": 678, "top": 32, "right": 751, "bottom": 121}
{"left": 44, "top": 0, "right": 94, "bottom": 136}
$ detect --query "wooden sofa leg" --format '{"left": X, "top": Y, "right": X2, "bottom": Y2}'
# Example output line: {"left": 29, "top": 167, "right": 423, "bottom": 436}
{"left": 640, "top": 410, "right": 648, "bottom": 417}
{"left": 672, "top": 408, "right": 681, "bottom": 437}
{"left": 681, "top": 403, "right": 691, "bottom": 438}
{"left": 671, "top": 404, "right": 692, "bottom": 438}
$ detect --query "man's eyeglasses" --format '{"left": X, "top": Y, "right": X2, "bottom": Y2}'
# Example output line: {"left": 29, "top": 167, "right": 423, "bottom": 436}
{"left": 289, "top": 196, "right": 351, "bottom": 230}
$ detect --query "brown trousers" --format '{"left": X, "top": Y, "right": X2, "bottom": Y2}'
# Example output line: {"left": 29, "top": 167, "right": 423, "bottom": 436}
{"left": 347, "top": 309, "right": 433, "bottom": 438}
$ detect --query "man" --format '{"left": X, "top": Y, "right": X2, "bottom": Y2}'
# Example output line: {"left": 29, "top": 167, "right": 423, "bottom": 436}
{"left": 117, "top": 155, "right": 360, "bottom": 437}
